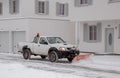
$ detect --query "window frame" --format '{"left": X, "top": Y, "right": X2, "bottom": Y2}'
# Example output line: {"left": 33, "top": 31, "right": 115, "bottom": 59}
{"left": 83, "top": 23, "right": 102, "bottom": 43}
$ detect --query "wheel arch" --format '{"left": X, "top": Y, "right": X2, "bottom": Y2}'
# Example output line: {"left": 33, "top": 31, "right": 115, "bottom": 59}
{"left": 22, "top": 45, "right": 31, "bottom": 52}
{"left": 48, "top": 47, "right": 58, "bottom": 54}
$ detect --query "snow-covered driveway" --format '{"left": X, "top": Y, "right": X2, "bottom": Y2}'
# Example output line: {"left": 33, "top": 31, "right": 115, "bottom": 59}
{"left": 0, "top": 53, "right": 120, "bottom": 78}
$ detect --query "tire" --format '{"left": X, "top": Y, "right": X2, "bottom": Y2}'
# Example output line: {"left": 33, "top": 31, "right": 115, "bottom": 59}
{"left": 48, "top": 51, "right": 58, "bottom": 62}
{"left": 23, "top": 49, "right": 31, "bottom": 60}
{"left": 41, "top": 55, "right": 46, "bottom": 59}
{"left": 67, "top": 57, "right": 73, "bottom": 63}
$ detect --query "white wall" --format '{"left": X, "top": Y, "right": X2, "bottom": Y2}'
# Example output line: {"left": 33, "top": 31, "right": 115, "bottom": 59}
{"left": 78, "top": 20, "right": 120, "bottom": 54}
{"left": 28, "top": 19, "right": 75, "bottom": 44}
{"left": 0, "top": 0, "right": 23, "bottom": 19}
{"left": 21, "top": 0, "right": 70, "bottom": 20}
{"left": 70, "top": 0, "right": 120, "bottom": 21}
{"left": 0, "top": 0, "right": 70, "bottom": 20}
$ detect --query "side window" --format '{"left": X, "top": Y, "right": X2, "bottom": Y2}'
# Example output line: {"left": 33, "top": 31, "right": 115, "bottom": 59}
{"left": 39, "top": 37, "right": 47, "bottom": 44}
{"left": 33, "top": 36, "right": 39, "bottom": 43}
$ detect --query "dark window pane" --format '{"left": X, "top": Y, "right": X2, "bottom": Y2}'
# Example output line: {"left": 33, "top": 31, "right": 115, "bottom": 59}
{"left": 39, "top": 1, "right": 45, "bottom": 13}
{"left": 0, "top": 3, "right": 2, "bottom": 14}
{"left": 13, "top": 1, "right": 16, "bottom": 13}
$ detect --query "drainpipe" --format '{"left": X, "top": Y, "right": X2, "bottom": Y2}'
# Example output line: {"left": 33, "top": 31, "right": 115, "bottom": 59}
{"left": 9, "top": 31, "right": 12, "bottom": 53}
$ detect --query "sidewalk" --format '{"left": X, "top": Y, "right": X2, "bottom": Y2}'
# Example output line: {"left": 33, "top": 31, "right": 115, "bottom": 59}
{"left": 72, "top": 55, "right": 120, "bottom": 74}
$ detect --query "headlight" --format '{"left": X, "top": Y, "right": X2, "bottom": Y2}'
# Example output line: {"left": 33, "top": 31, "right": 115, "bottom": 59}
{"left": 59, "top": 47, "right": 66, "bottom": 51}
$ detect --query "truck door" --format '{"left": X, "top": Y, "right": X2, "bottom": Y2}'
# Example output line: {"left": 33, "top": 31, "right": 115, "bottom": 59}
{"left": 38, "top": 37, "right": 50, "bottom": 55}
{"left": 32, "top": 36, "right": 40, "bottom": 54}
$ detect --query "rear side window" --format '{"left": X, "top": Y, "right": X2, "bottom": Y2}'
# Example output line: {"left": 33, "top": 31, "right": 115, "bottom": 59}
{"left": 33, "top": 36, "right": 39, "bottom": 43}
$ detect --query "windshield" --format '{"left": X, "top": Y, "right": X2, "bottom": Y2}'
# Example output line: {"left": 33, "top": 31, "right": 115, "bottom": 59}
{"left": 47, "top": 37, "right": 66, "bottom": 44}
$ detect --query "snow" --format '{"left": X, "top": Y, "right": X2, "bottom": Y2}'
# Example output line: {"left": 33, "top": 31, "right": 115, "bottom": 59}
{"left": 0, "top": 61, "right": 87, "bottom": 78}
{"left": 0, "top": 53, "right": 120, "bottom": 78}
{"left": 72, "top": 55, "right": 120, "bottom": 73}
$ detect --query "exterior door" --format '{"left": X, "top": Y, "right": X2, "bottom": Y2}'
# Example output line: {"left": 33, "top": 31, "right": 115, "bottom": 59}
{"left": 0, "top": 31, "right": 9, "bottom": 53}
{"left": 38, "top": 37, "right": 50, "bottom": 55}
{"left": 12, "top": 31, "right": 26, "bottom": 53}
{"left": 105, "top": 28, "right": 114, "bottom": 53}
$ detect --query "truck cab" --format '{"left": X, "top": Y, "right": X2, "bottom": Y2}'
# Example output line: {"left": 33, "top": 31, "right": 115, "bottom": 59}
{"left": 18, "top": 36, "right": 79, "bottom": 62}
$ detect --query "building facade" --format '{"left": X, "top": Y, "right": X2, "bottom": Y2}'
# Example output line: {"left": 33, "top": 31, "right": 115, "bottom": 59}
{"left": 0, "top": 0, "right": 75, "bottom": 53}
{"left": 0, "top": 0, "right": 120, "bottom": 54}
{"left": 71, "top": 0, "right": 120, "bottom": 54}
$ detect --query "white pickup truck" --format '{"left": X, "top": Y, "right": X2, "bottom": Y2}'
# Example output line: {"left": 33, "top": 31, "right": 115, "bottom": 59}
{"left": 18, "top": 36, "right": 79, "bottom": 62}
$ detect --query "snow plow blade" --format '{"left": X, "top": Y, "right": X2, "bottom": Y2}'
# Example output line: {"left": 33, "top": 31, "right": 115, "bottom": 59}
{"left": 72, "top": 53, "right": 93, "bottom": 62}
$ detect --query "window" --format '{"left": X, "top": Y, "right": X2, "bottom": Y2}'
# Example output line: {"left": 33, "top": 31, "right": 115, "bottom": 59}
{"left": 0, "top": 3, "right": 2, "bottom": 15}
{"left": 56, "top": 2, "right": 68, "bottom": 16}
{"left": 83, "top": 23, "right": 102, "bottom": 43}
{"left": 74, "top": 0, "right": 92, "bottom": 7}
{"left": 89, "top": 26, "right": 97, "bottom": 40}
{"left": 9, "top": 0, "right": 19, "bottom": 14}
{"left": 35, "top": 0, "right": 49, "bottom": 15}
{"left": 39, "top": 37, "right": 47, "bottom": 44}
{"left": 38, "top": 1, "right": 45, "bottom": 13}
{"left": 109, "top": 0, "right": 120, "bottom": 3}
{"left": 80, "top": 0, "right": 89, "bottom": 5}
{"left": 33, "top": 36, "right": 39, "bottom": 43}
{"left": 59, "top": 4, "right": 65, "bottom": 15}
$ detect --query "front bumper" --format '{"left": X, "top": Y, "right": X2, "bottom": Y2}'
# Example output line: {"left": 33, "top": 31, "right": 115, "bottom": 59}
{"left": 58, "top": 50, "right": 80, "bottom": 58}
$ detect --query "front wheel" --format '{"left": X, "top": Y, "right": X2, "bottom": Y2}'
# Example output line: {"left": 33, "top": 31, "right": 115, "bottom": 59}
{"left": 48, "top": 51, "right": 58, "bottom": 62}
{"left": 23, "top": 49, "right": 31, "bottom": 60}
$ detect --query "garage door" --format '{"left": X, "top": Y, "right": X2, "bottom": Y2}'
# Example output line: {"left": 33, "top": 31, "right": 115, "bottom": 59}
{"left": 12, "top": 31, "right": 26, "bottom": 53}
{"left": 0, "top": 31, "right": 9, "bottom": 53}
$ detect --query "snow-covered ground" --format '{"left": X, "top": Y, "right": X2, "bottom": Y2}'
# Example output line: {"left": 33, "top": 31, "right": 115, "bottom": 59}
{"left": 0, "top": 53, "right": 120, "bottom": 78}
{"left": 0, "top": 61, "right": 86, "bottom": 78}
{"left": 72, "top": 55, "right": 120, "bottom": 73}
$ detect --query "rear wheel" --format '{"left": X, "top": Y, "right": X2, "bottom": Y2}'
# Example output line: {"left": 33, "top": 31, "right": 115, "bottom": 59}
{"left": 23, "top": 49, "right": 31, "bottom": 60}
{"left": 48, "top": 51, "right": 58, "bottom": 62}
